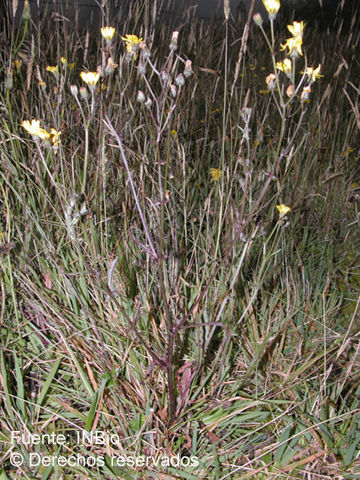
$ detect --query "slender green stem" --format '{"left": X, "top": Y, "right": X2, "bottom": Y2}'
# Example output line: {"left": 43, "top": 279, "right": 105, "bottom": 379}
{"left": 214, "top": 19, "right": 229, "bottom": 259}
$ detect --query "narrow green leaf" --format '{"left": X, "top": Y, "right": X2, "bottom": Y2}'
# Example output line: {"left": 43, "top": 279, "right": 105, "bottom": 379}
{"left": 85, "top": 376, "right": 108, "bottom": 431}
{"left": 0, "top": 350, "right": 14, "bottom": 421}
{"left": 35, "top": 357, "right": 62, "bottom": 414}
{"left": 13, "top": 352, "right": 25, "bottom": 418}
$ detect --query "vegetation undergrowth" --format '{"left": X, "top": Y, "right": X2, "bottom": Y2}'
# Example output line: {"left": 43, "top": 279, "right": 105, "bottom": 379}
{"left": 0, "top": 0, "right": 359, "bottom": 478}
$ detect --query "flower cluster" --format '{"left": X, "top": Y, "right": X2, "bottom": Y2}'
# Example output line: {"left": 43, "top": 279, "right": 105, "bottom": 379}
{"left": 22, "top": 120, "right": 61, "bottom": 148}
{"left": 281, "top": 21, "right": 304, "bottom": 58}
{"left": 255, "top": 8, "right": 323, "bottom": 102}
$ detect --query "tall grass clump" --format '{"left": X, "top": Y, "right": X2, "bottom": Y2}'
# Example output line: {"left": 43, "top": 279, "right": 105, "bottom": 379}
{"left": 0, "top": 0, "right": 359, "bottom": 478}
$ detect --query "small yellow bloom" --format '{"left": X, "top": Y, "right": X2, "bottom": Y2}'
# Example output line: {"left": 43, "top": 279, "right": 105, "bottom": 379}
{"left": 101, "top": 26, "right": 116, "bottom": 42}
{"left": 121, "top": 34, "right": 143, "bottom": 54}
{"left": 50, "top": 128, "right": 61, "bottom": 145}
{"left": 276, "top": 204, "right": 291, "bottom": 217}
{"left": 170, "top": 129, "right": 177, "bottom": 138}
{"left": 287, "top": 21, "right": 305, "bottom": 37}
{"left": 344, "top": 147, "right": 355, "bottom": 158}
{"left": 80, "top": 71, "right": 100, "bottom": 88}
{"left": 46, "top": 65, "right": 59, "bottom": 74}
{"left": 262, "top": 0, "right": 280, "bottom": 17}
{"left": 276, "top": 58, "right": 292, "bottom": 75}
{"left": 14, "top": 59, "right": 22, "bottom": 70}
{"left": 21, "top": 120, "right": 50, "bottom": 141}
{"left": 280, "top": 35, "right": 303, "bottom": 57}
{"left": 302, "top": 64, "right": 323, "bottom": 82}
{"left": 60, "top": 57, "right": 67, "bottom": 65}
{"left": 210, "top": 168, "right": 223, "bottom": 182}
{"left": 38, "top": 80, "right": 46, "bottom": 92}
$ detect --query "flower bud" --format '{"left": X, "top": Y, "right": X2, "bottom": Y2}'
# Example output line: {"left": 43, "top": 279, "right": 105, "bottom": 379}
{"left": 170, "top": 84, "right": 177, "bottom": 98}
{"left": 22, "top": 0, "right": 31, "bottom": 21}
{"left": 175, "top": 73, "right": 185, "bottom": 87}
{"left": 265, "top": 73, "right": 276, "bottom": 90}
{"left": 5, "top": 71, "right": 13, "bottom": 90}
{"left": 161, "top": 70, "right": 169, "bottom": 84}
{"left": 286, "top": 84, "right": 294, "bottom": 97}
{"left": 184, "top": 60, "right": 193, "bottom": 77}
{"left": 138, "top": 62, "right": 146, "bottom": 76}
{"left": 70, "top": 85, "right": 78, "bottom": 97}
{"left": 79, "top": 86, "right": 88, "bottom": 100}
{"left": 301, "top": 86, "right": 311, "bottom": 101}
{"left": 137, "top": 90, "right": 146, "bottom": 103}
{"left": 145, "top": 97, "right": 153, "bottom": 108}
{"left": 253, "top": 13, "right": 263, "bottom": 26}
{"left": 170, "top": 31, "right": 179, "bottom": 51}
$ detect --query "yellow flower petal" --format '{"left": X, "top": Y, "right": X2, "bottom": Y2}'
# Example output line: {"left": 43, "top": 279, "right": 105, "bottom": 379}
{"left": 276, "top": 58, "right": 292, "bottom": 74}
{"left": 101, "top": 26, "right": 115, "bottom": 42}
{"left": 80, "top": 71, "right": 100, "bottom": 86}
{"left": 262, "top": 0, "right": 280, "bottom": 15}
{"left": 210, "top": 168, "right": 223, "bottom": 182}
{"left": 276, "top": 204, "right": 291, "bottom": 216}
{"left": 121, "top": 34, "right": 143, "bottom": 54}
{"left": 302, "top": 64, "right": 323, "bottom": 82}
{"left": 46, "top": 65, "right": 59, "bottom": 74}
{"left": 21, "top": 119, "right": 50, "bottom": 140}
{"left": 280, "top": 35, "right": 303, "bottom": 57}
{"left": 50, "top": 128, "right": 61, "bottom": 145}
{"left": 287, "top": 21, "right": 304, "bottom": 37}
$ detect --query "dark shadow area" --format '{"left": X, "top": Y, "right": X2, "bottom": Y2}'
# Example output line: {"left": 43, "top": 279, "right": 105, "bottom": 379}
{"left": 281, "top": 0, "right": 360, "bottom": 32}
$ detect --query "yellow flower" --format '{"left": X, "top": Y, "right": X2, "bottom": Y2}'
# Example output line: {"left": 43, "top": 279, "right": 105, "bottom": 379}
{"left": 280, "top": 35, "right": 303, "bottom": 57}
{"left": 210, "top": 168, "right": 223, "bottom": 182}
{"left": 46, "top": 65, "right": 59, "bottom": 74}
{"left": 21, "top": 120, "right": 50, "bottom": 141}
{"left": 302, "top": 64, "right": 323, "bottom": 82}
{"left": 344, "top": 147, "right": 354, "bottom": 158}
{"left": 170, "top": 129, "right": 177, "bottom": 138}
{"left": 276, "top": 58, "right": 292, "bottom": 75}
{"left": 101, "top": 26, "right": 116, "bottom": 42}
{"left": 287, "top": 21, "right": 305, "bottom": 37}
{"left": 80, "top": 71, "right": 100, "bottom": 88}
{"left": 60, "top": 57, "right": 67, "bottom": 65}
{"left": 14, "top": 59, "right": 22, "bottom": 70}
{"left": 262, "top": 0, "right": 280, "bottom": 18}
{"left": 38, "top": 80, "right": 46, "bottom": 93}
{"left": 121, "top": 34, "right": 143, "bottom": 54}
{"left": 50, "top": 128, "right": 61, "bottom": 145}
{"left": 46, "top": 65, "right": 59, "bottom": 80}
{"left": 276, "top": 204, "right": 291, "bottom": 217}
